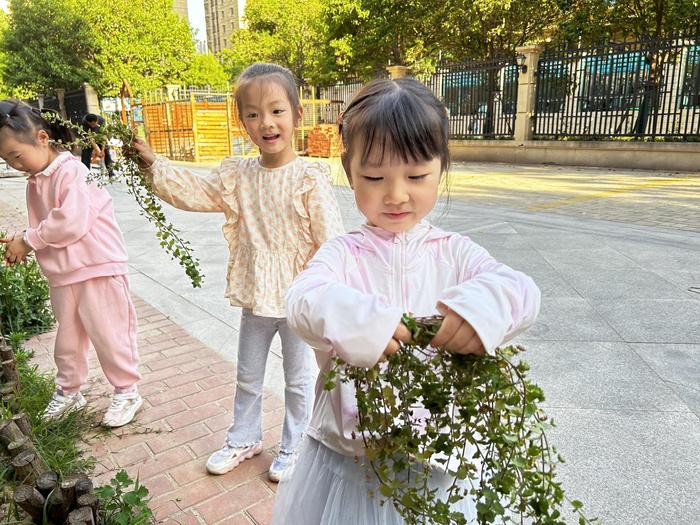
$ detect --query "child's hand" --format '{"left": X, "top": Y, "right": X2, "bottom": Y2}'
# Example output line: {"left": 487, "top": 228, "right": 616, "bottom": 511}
{"left": 431, "top": 304, "right": 485, "bottom": 355}
{"left": 382, "top": 321, "right": 412, "bottom": 360}
{"left": 1, "top": 232, "right": 33, "bottom": 265}
{"left": 125, "top": 137, "right": 156, "bottom": 169}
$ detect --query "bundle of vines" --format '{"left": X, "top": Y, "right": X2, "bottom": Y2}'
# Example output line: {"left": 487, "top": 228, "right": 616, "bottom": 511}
{"left": 324, "top": 315, "right": 597, "bottom": 525}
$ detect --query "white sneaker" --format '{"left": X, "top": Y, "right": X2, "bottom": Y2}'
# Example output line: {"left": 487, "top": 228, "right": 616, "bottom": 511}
{"left": 101, "top": 391, "right": 143, "bottom": 428}
{"left": 206, "top": 442, "right": 263, "bottom": 475}
{"left": 42, "top": 391, "right": 87, "bottom": 421}
{"left": 268, "top": 450, "right": 295, "bottom": 483}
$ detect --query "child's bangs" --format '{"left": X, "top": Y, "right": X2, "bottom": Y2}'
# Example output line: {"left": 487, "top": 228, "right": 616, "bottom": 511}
{"left": 354, "top": 95, "right": 448, "bottom": 169}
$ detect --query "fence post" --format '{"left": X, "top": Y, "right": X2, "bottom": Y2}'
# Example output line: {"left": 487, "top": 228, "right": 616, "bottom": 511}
{"left": 190, "top": 92, "right": 200, "bottom": 163}
{"left": 225, "top": 93, "right": 233, "bottom": 156}
{"left": 514, "top": 46, "right": 543, "bottom": 142}
{"left": 164, "top": 101, "right": 174, "bottom": 159}
{"left": 83, "top": 84, "right": 100, "bottom": 115}
{"left": 386, "top": 65, "right": 409, "bottom": 79}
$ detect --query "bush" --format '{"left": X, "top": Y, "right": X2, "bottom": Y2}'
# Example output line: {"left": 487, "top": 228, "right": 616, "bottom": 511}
{"left": 0, "top": 232, "right": 54, "bottom": 336}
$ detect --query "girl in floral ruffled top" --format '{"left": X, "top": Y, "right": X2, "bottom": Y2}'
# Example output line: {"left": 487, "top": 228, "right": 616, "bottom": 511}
{"left": 133, "top": 63, "right": 344, "bottom": 482}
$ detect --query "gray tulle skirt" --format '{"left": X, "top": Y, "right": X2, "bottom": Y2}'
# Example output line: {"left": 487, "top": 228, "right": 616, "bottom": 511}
{"left": 270, "top": 437, "right": 476, "bottom": 525}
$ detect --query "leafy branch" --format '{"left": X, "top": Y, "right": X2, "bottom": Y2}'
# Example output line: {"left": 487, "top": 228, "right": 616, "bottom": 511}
{"left": 46, "top": 114, "right": 203, "bottom": 287}
{"left": 324, "top": 314, "right": 598, "bottom": 525}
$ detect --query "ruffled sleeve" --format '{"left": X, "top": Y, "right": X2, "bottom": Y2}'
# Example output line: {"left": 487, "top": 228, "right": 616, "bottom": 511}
{"left": 144, "top": 155, "right": 238, "bottom": 213}
{"left": 214, "top": 157, "right": 242, "bottom": 250}
{"left": 293, "top": 161, "right": 344, "bottom": 251}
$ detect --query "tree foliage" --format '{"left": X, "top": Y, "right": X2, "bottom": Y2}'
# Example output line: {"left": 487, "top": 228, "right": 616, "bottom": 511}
{"left": 74, "top": 0, "right": 197, "bottom": 95}
{"left": 1, "top": 0, "right": 197, "bottom": 97}
{"left": 220, "top": 0, "right": 328, "bottom": 83}
{"left": 1, "top": 0, "right": 96, "bottom": 95}
{"left": 182, "top": 53, "right": 230, "bottom": 90}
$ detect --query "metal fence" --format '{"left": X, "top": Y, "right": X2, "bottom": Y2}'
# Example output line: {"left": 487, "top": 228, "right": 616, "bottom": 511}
{"left": 423, "top": 58, "right": 518, "bottom": 139}
{"left": 314, "top": 60, "right": 520, "bottom": 140}
{"left": 534, "top": 37, "right": 700, "bottom": 139}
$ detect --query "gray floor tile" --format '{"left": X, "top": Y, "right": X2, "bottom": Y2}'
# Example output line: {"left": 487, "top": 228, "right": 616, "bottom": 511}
{"left": 544, "top": 408, "right": 700, "bottom": 525}
{"left": 523, "top": 341, "right": 688, "bottom": 411}
{"left": 519, "top": 298, "right": 622, "bottom": 342}
{"left": 595, "top": 300, "right": 700, "bottom": 343}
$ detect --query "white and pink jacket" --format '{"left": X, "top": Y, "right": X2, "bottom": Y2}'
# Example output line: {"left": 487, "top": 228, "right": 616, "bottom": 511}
{"left": 23, "top": 152, "right": 129, "bottom": 287}
{"left": 286, "top": 220, "right": 541, "bottom": 457}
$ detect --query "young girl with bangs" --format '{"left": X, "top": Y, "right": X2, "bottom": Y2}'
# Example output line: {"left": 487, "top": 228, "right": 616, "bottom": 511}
{"left": 273, "top": 78, "right": 541, "bottom": 524}
{"left": 133, "top": 63, "right": 344, "bottom": 482}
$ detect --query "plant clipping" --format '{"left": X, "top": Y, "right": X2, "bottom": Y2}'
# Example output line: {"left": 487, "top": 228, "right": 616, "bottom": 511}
{"left": 324, "top": 315, "right": 598, "bottom": 525}
{"left": 46, "top": 113, "right": 203, "bottom": 287}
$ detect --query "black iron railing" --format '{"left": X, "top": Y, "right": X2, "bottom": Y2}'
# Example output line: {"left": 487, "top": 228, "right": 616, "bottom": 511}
{"left": 534, "top": 37, "right": 700, "bottom": 140}
{"left": 423, "top": 58, "right": 518, "bottom": 139}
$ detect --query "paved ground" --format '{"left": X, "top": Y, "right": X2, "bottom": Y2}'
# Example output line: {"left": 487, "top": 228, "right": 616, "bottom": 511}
{"left": 2, "top": 159, "right": 699, "bottom": 524}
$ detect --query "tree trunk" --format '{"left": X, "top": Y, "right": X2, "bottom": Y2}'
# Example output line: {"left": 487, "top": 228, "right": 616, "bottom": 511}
{"left": 0, "top": 335, "right": 14, "bottom": 363}
{"left": 47, "top": 488, "right": 68, "bottom": 523}
{"left": 0, "top": 382, "right": 19, "bottom": 396}
{"left": 36, "top": 470, "right": 59, "bottom": 498}
{"left": 1, "top": 358, "right": 19, "bottom": 384}
{"left": 11, "top": 413, "right": 32, "bottom": 436}
{"left": 7, "top": 436, "right": 33, "bottom": 457}
{"left": 68, "top": 506, "right": 95, "bottom": 525}
{"left": 11, "top": 450, "right": 48, "bottom": 484}
{"left": 0, "top": 419, "right": 25, "bottom": 449}
{"left": 13, "top": 485, "right": 45, "bottom": 523}
{"left": 60, "top": 474, "right": 87, "bottom": 510}
{"left": 75, "top": 478, "right": 94, "bottom": 499}
{"left": 77, "top": 493, "right": 99, "bottom": 523}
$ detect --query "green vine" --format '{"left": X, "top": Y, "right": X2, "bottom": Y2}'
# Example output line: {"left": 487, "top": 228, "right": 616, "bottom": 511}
{"left": 46, "top": 114, "right": 203, "bottom": 288}
{"left": 324, "top": 315, "right": 598, "bottom": 525}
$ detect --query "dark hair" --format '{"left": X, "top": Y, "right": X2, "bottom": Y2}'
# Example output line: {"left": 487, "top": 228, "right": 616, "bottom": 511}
{"left": 0, "top": 99, "right": 74, "bottom": 149}
{"left": 83, "top": 113, "right": 100, "bottom": 124}
{"left": 339, "top": 78, "right": 450, "bottom": 175}
{"left": 233, "top": 63, "right": 300, "bottom": 122}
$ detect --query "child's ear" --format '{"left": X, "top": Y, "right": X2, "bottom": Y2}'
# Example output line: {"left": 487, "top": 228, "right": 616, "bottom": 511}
{"left": 295, "top": 105, "right": 303, "bottom": 127}
{"left": 36, "top": 129, "right": 50, "bottom": 146}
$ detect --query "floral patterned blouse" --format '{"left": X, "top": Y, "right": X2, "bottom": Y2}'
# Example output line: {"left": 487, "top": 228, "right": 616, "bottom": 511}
{"left": 145, "top": 155, "right": 344, "bottom": 317}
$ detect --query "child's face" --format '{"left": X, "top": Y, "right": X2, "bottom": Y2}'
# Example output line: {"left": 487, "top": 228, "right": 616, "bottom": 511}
{"left": 238, "top": 80, "right": 301, "bottom": 167}
{"left": 0, "top": 128, "right": 56, "bottom": 176}
{"left": 348, "top": 153, "right": 441, "bottom": 233}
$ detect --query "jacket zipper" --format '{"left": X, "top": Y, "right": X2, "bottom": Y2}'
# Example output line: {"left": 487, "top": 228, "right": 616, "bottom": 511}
{"left": 394, "top": 232, "right": 408, "bottom": 313}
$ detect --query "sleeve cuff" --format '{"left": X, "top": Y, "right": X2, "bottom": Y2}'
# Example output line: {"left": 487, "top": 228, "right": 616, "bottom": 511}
{"left": 24, "top": 228, "right": 47, "bottom": 251}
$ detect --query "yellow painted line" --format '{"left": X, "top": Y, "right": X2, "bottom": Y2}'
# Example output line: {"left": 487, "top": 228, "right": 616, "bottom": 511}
{"left": 528, "top": 177, "right": 697, "bottom": 212}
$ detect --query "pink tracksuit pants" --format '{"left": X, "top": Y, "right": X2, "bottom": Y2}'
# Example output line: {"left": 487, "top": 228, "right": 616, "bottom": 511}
{"left": 49, "top": 275, "right": 141, "bottom": 394}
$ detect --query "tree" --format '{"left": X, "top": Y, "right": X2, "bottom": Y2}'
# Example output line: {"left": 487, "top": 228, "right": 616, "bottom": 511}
{"left": 607, "top": 0, "right": 700, "bottom": 40}
{"left": 182, "top": 53, "right": 230, "bottom": 90}
{"left": 1, "top": 0, "right": 96, "bottom": 96}
{"left": 432, "top": 0, "right": 567, "bottom": 60}
{"left": 322, "top": 0, "right": 569, "bottom": 80}
{"left": 1, "top": 0, "right": 198, "bottom": 97}
{"left": 220, "top": 0, "right": 328, "bottom": 83}
{"left": 323, "top": 0, "right": 438, "bottom": 80}
{"left": 74, "top": 0, "right": 197, "bottom": 95}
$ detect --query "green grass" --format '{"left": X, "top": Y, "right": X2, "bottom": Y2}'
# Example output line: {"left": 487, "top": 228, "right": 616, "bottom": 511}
{"left": 1, "top": 347, "right": 97, "bottom": 477}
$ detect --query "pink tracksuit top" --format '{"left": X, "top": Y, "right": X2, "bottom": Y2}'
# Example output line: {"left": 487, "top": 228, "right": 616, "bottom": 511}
{"left": 285, "top": 220, "right": 541, "bottom": 457}
{"left": 23, "top": 152, "right": 128, "bottom": 287}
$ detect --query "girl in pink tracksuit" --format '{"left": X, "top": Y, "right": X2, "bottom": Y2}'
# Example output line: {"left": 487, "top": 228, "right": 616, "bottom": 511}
{"left": 0, "top": 100, "right": 142, "bottom": 427}
{"left": 271, "top": 79, "right": 541, "bottom": 524}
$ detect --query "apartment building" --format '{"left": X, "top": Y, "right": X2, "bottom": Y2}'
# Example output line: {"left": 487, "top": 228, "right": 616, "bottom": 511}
{"left": 204, "top": 0, "right": 246, "bottom": 54}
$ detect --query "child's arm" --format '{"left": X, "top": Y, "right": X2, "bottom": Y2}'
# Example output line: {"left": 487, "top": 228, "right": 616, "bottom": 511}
{"left": 23, "top": 167, "right": 100, "bottom": 251}
{"left": 302, "top": 164, "right": 344, "bottom": 248}
{"left": 286, "top": 239, "right": 405, "bottom": 368}
{"left": 131, "top": 138, "right": 228, "bottom": 213}
{"left": 433, "top": 236, "right": 541, "bottom": 355}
